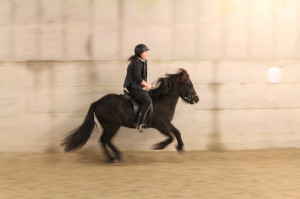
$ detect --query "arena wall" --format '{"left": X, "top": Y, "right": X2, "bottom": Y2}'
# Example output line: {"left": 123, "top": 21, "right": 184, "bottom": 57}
{"left": 1, "top": 0, "right": 299, "bottom": 151}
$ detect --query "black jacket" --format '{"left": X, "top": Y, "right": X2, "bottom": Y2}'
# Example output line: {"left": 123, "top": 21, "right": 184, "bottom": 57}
{"left": 123, "top": 58, "right": 147, "bottom": 90}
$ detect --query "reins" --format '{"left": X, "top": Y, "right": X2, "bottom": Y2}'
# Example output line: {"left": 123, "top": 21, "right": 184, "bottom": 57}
{"left": 117, "top": 88, "right": 151, "bottom": 114}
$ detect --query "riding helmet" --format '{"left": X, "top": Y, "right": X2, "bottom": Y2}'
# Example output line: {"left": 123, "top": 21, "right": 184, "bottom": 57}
{"left": 134, "top": 44, "right": 150, "bottom": 56}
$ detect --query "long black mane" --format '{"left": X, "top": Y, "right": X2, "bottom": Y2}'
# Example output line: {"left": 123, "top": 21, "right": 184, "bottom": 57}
{"left": 150, "top": 68, "right": 189, "bottom": 100}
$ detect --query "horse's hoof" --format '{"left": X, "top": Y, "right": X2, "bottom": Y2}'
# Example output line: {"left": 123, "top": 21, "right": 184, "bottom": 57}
{"left": 176, "top": 145, "right": 185, "bottom": 154}
{"left": 107, "top": 158, "right": 123, "bottom": 165}
{"left": 112, "top": 159, "right": 124, "bottom": 165}
{"left": 178, "top": 150, "right": 185, "bottom": 155}
{"left": 153, "top": 144, "right": 164, "bottom": 150}
{"left": 107, "top": 158, "right": 116, "bottom": 163}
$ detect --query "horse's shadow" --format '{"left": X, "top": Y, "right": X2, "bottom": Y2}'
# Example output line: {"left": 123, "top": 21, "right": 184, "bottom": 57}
{"left": 76, "top": 150, "right": 107, "bottom": 165}
{"left": 75, "top": 149, "right": 185, "bottom": 166}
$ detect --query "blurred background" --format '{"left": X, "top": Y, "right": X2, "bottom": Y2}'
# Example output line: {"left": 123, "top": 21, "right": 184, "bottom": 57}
{"left": 0, "top": 0, "right": 299, "bottom": 152}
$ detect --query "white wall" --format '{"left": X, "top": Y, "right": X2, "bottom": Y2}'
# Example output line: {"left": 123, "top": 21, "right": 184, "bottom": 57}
{"left": 0, "top": 0, "right": 300, "bottom": 152}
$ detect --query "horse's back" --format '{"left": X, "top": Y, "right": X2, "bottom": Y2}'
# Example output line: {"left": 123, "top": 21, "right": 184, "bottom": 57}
{"left": 98, "top": 93, "right": 122, "bottom": 104}
{"left": 96, "top": 94, "right": 124, "bottom": 113}
{"left": 95, "top": 94, "right": 134, "bottom": 127}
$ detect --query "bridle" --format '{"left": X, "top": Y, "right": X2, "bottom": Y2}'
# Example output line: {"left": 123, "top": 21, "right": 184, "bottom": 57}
{"left": 183, "top": 80, "right": 198, "bottom": 104}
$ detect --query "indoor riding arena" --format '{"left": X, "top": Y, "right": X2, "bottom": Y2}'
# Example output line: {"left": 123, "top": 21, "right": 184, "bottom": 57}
{"left": 1, "top": 1, "right": 300, "bottom": 199}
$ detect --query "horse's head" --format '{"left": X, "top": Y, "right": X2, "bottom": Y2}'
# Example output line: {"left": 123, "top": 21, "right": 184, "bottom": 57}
{"left": 176, "top": 69, "right": 199, "bottom": 104}
{"left": 152, "top": 68, "right": 199, "bottom": 104}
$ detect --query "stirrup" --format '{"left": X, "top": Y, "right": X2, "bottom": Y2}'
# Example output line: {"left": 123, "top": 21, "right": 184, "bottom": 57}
{"left": 134, "top": 124, "right": 144, "bottom": 133}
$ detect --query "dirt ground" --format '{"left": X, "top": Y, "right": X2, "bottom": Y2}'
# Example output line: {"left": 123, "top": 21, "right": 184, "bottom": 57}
{"left": 0, "top": 149, "right": 300, "bottom": 199}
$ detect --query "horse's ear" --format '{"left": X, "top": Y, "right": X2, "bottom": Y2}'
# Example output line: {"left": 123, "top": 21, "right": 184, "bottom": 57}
{"left": 178, "top": 68, "right": 189, "bottom": 82}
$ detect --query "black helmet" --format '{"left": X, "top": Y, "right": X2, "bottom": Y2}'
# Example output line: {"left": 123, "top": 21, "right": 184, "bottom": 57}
{"left": 134, "top": 44, "right": 150, "bottom": 56}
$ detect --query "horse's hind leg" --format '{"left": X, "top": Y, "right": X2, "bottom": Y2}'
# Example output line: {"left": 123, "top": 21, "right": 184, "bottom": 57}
{"left": 153, "top": 125, "right": 173, "bottom": 150}
{"left": 100, "top": 133, "right": 115, "bottom": 162}
{"left": 100, "top": 125, "right": 121, "bottom": 162}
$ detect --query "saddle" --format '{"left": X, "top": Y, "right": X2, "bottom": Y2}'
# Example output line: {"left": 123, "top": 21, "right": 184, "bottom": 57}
{"left": 120, "top": 90, "right": 152, "bottom": 127}
{"left": 119, "top": 90, "right": 141, "bottom": 118}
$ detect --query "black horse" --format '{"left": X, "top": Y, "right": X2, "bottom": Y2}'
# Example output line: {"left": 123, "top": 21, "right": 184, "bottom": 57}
{"left": 61, "top": 68, "right": 199, "bottom": 162}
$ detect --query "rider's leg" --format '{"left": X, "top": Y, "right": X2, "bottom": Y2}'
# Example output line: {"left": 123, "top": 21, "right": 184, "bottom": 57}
{"left": 127, "top": 87, "right": 152, "bottom": 131}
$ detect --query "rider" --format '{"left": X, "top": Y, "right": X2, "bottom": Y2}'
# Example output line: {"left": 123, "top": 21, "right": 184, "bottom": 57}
{"left": 123, "top": 44, "right": 152, "bottom": 132}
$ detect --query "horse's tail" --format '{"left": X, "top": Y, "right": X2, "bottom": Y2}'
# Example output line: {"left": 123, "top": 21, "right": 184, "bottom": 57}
{"left": 61, "top": 102, "right": 98, "bottom": 152}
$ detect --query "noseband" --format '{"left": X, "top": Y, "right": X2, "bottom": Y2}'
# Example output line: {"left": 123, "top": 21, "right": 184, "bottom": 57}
{"left": 183, "top": 82, "right": 197, "bottom": 103}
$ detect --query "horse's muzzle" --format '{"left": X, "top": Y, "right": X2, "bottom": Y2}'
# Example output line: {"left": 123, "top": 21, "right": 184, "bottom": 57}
{"left": 184, "top": 94, "right": 199, "bottom": 104}
{"left": 193, "top": 95, "right": 199, "bottom": 104}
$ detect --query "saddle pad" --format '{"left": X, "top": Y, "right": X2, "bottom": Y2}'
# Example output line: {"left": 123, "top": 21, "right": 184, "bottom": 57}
{"left": 120, "top": 90, "right": 140, "bottom": 116}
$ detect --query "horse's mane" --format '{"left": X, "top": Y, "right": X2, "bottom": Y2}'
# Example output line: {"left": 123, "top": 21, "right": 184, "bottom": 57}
{"left": 150, "top": 68, "right": 189, "bottom": 100}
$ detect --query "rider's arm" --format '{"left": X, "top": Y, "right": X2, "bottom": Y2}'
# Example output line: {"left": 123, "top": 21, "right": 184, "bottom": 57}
{"left": 141, "top": 80, "right": 151, "bottom": 90}
{"left": 132, "top": 60, "right": 151, "bottom": 89}
{"left": 132, "top": 60, "right": 143, "bottom": 84}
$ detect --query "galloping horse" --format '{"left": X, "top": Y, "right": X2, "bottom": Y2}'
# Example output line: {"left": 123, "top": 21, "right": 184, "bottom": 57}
{"left": 61, "top": 68, "right": 199, "bottom": 162}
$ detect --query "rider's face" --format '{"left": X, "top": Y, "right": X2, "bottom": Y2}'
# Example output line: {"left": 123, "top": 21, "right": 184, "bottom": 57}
{"left": 140, "top": 50, "right": 148, "bottom": 60}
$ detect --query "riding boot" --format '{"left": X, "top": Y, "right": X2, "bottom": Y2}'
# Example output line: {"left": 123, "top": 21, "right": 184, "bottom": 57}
{"left": 135, "top": 112, "right": 144, "bottom": 133}
{"left": 134, "top": 123, "right": 144, "bottom": 133}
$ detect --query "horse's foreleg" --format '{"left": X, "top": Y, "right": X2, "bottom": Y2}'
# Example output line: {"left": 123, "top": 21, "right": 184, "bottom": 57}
{"left": 169, "top": 123, "right": 184, "bottom": 152}
{"left": 153, "top": 126, "right": 173, "bottom": 150}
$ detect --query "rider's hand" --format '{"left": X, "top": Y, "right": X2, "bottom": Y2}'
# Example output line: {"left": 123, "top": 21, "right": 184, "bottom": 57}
{"left": 146, "top": 83, "right": 152, "bottom": 90}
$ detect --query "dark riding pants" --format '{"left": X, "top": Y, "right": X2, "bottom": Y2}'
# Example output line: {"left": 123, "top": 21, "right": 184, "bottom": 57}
{"left": 127, "top": 86, "right": 152, "bottom": 125}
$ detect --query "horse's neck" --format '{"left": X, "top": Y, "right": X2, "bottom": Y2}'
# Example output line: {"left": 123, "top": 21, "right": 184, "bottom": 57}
{"left": 157, "top": 94, "right": 179, "bottom": 113}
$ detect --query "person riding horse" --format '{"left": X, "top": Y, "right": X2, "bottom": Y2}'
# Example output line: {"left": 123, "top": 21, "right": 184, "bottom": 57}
{"left": 62, "top": 67, "right": 199, "bottom": 163}
{"left": 123, "top": 44, "right": 152, "bottom": 132}
{"left": 61, "top": 45, "right": 200, "bottom": 163}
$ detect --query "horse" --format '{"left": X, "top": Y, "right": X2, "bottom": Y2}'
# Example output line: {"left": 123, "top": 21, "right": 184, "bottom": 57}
{"left": 61, "top": 68, "right": 199, "bottom": 162}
